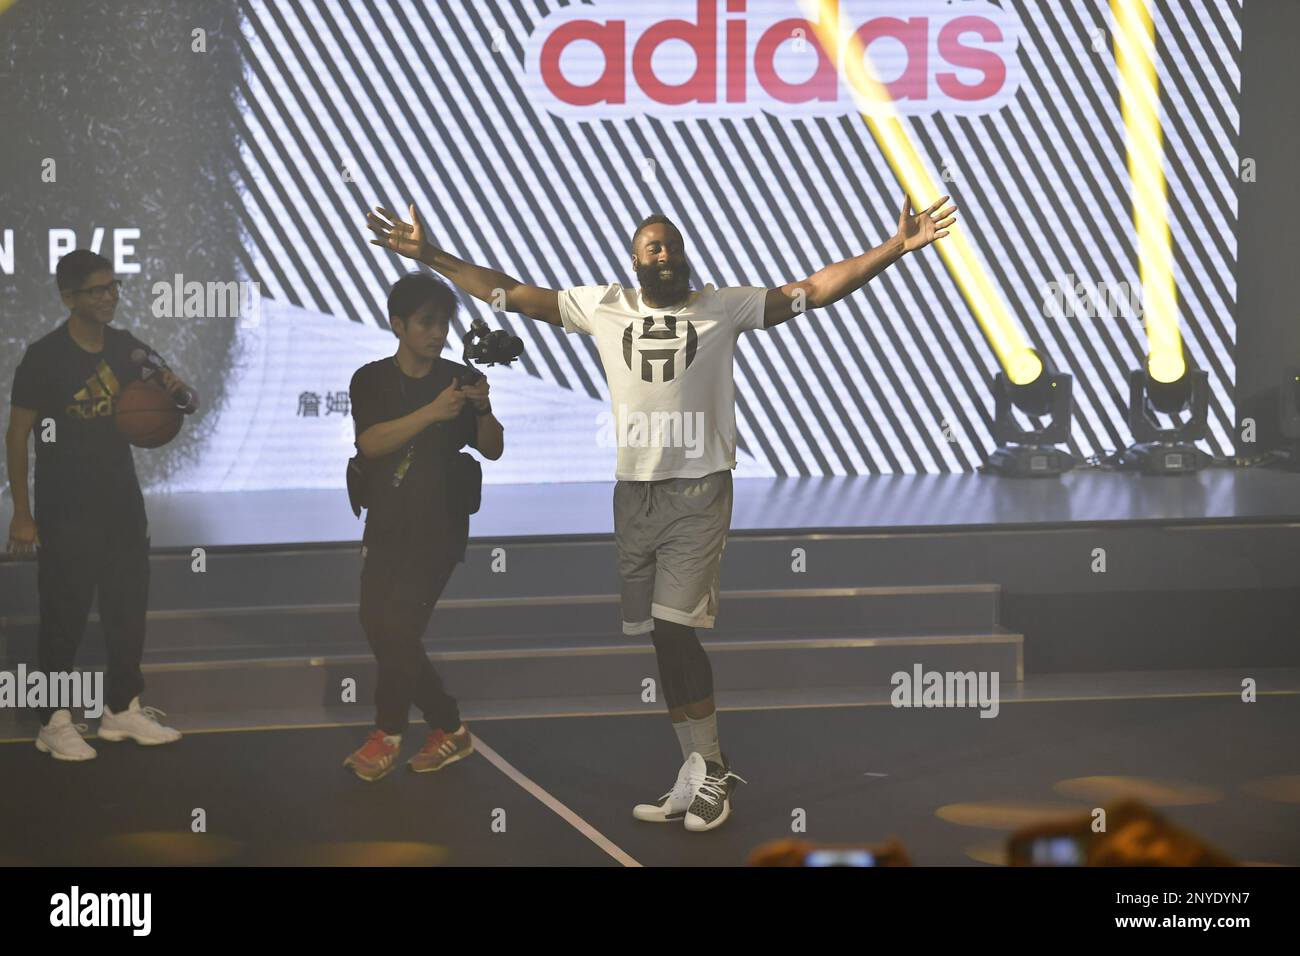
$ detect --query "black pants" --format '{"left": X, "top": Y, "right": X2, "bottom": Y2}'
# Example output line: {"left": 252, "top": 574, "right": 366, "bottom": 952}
{"left": 359, "top": 538, "right": 461, "bottom": 736}
{"left": 35, "top": 503, "right": 150, "bottom": 725}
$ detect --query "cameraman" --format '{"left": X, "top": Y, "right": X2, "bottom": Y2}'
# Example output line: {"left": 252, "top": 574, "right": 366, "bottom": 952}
{"left": 344, "top": 273, "right": 503, "bottom": 782}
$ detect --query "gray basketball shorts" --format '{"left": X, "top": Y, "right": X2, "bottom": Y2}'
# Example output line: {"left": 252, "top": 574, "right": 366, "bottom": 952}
{"left": 612, "top": 469, "right": 734, "bottom": 636}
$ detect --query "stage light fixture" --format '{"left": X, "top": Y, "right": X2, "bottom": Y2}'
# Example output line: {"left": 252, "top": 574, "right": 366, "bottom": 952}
{"left": 983, "top": 349, "right": 1078, "bottom": 478}
{"left": 1121, "top": 346, "right": 1211, "bottom": 474}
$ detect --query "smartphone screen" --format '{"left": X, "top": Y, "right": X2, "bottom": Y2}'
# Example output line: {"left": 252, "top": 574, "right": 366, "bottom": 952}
{"left": 1029, "top": 836, "right": 1086, "bottom": 866}
{"left": 804, "top": 849, "right": 877, "bottom": 867}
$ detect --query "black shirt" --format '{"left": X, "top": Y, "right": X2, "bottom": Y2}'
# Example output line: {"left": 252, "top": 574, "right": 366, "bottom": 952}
{"left": 10, "top": 319, "right": 152, "bottom": 527}
{"left": 349, "top": 356, "right": 480, "bottom": 562}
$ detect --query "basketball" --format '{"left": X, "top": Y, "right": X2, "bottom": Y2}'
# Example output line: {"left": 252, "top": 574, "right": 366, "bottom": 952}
{"left": 115, "top": 378, "right": 183, "bottom": 448}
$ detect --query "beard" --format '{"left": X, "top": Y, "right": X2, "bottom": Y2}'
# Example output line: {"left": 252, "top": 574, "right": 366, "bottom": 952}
{"left": 636, "top": 256, "right": 692, "bottom": 306}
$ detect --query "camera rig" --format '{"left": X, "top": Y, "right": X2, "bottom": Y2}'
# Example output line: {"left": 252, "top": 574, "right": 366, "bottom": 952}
{"left": 460, "top": 317, "right": 524, "bottom": 384}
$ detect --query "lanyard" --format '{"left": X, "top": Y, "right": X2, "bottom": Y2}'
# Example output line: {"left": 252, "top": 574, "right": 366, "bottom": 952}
{"left": 391, "top": 357, "right": 418, "bottom": 487}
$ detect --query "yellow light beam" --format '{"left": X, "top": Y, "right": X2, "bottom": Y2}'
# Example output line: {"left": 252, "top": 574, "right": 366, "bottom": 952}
{"left": 799, "top": 0, "right": 1042, "bottom": 386}
{"left": 1112, "top": 0, "right": 1184, "bottom": 383}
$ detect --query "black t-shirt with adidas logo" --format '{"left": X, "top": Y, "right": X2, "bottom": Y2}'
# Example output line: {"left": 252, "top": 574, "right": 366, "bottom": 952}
{"left": 10, "top": 319, "right": 152, "bottom": 527}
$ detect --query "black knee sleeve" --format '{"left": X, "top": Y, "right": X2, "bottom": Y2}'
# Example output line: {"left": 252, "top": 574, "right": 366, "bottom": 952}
{"left": 651, "top": 619, "right": 714, "bottom": 709}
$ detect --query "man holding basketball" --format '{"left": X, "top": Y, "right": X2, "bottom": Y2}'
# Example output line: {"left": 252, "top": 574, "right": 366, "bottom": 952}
{"left": 367, "top": 193, "right": 955, "bottom": 830}
{"left": 6, "top": 250, "right": 191, "bottom": 760}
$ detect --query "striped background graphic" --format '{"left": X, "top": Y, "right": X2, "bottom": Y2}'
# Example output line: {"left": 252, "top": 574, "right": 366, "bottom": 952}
{"left": 231, "top": 0, "right": 1240, "bottom": 477}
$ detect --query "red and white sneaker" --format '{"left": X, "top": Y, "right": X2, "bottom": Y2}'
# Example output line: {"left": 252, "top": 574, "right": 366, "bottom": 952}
{"left": 344, "top": 729, "right": 402, "bottom": 782}
{"left": 407, "top": 725, "right": 474, "bottom": 773}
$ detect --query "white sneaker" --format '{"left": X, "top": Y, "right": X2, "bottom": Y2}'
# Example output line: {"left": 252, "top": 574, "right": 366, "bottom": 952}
{"left": 35, "top": 709, "right": 97, "bottom": 761}
{"left": 99, "top": 698, "right": 182, "bottom": 746}
{"left": 684, "top": 758, "right": 747, "bottom": 833}
{"left": 633, "top": 752, "right": 707, "bottom": 822}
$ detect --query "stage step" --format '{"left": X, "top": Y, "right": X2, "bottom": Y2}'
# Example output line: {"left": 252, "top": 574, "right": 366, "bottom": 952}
{"left": 4, "top": 520, "right": 1299, "bottom": 622}
{"left": 0, "top": 584, "right": 1001, "bottom": 662}
{"left": 0, "top": 629, "right": 1022, "bottom": 735}
{"left": 1, "top": 532, "right": 1028, "bottom": 614}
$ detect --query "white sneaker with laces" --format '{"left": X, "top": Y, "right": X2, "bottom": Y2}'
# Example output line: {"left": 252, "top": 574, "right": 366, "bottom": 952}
{"left": 684, "top": 759, "right": 748, "bottom": 832}
{"left": 633, "top": 752, "right": 707, "bottom": 822}
{"left": 35, "top": 709, "right": 97, "bottom": 761}
{"left": 99, "top": 697, "right": 182, "bottom": 746}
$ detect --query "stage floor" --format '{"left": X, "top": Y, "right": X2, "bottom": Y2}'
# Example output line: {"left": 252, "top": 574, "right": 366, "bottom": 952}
{"left": 3, "top": 468, "right": 1296, "bottom": 550}
{"left": 2, "top": 669, "right": 1297, "bottom": 867}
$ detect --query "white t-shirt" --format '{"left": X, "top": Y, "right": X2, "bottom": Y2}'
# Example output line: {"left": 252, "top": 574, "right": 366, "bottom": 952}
{"left": 558, "top": 282, "right": 767, "bottom": 481}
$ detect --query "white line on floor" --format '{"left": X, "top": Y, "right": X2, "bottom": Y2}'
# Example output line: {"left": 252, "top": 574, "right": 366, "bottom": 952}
{"left": 470, "top": 732, "right": 642, "bottom": 868}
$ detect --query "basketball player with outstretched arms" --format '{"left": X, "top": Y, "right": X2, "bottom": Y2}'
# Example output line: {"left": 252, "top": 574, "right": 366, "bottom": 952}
{"left": 366, "top": 193, "right": 955, "bottom": 830}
